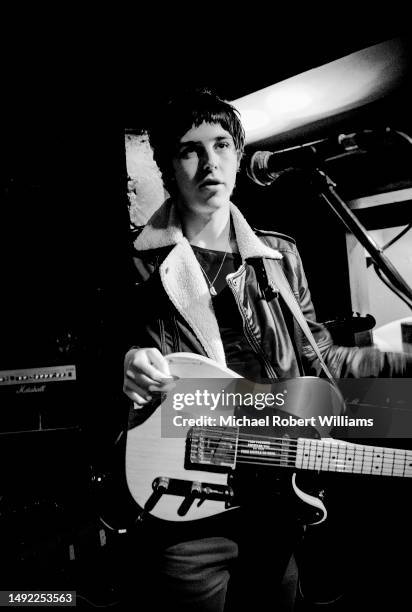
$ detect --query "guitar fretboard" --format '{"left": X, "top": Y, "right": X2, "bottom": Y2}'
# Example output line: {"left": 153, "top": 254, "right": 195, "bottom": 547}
{"left": 296, "top": 438, "right": 412, "bottom": 478}
{"left": 190, "top": 427, "right": 412, "bottom": 480}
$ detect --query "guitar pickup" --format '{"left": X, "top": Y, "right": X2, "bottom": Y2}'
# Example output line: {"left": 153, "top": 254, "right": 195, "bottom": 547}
{"left": 186, "top": 427, "right": 237, "bottom": 471}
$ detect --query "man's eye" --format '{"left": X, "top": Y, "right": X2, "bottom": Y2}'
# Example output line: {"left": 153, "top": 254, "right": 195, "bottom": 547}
{"left": 216, "top": 141, "right": 231, "bottom": 149}
{"left": 179, "top": 147, "right": 197, "bottom": 158}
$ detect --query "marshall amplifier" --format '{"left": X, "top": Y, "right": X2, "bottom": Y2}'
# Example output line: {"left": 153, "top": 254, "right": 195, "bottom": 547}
{"left": 0, "top": 364, "right": 81, "bottom": 433}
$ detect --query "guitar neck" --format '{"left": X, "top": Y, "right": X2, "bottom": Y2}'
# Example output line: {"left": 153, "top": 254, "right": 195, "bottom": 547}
{"left": 191, "top": 427, "right": 412, "bottom": 480}
{"left": 296, "top": 438, "right": 412, "bottom": 478}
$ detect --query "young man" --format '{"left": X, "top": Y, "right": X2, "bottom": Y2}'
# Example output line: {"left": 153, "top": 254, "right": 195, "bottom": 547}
{"left": 122, "top": 89, "right": 412, "bottom": 611}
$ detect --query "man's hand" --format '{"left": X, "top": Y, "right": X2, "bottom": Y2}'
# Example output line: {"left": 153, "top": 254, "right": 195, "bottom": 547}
{"left": 123, "top": 347, "right": 176, "bottom": 407}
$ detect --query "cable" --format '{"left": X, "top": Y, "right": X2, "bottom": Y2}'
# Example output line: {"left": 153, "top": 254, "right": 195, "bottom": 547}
{"left": 382, "top": 223, "right": 412, "bottom": 251}
{"left": 373, "top": 264, "right": 412, "bottom": 311}
{"left": 391, "top": 128, "right": 412, "bottom": 147}
{"left": 98, "top": 515, "right": 128, "bottom": 534}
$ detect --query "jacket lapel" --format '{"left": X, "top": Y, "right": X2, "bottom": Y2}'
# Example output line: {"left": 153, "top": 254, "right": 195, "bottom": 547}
{"left": 159, "top": 239, "right": 226, "bottom": 364}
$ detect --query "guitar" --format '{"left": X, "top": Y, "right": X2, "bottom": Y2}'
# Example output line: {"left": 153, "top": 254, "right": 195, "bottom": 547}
{"left": 125, "top": 353, "right": 412, "bottom": 525}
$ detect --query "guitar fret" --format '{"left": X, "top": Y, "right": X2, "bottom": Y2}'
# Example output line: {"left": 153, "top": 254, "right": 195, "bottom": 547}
{"left": 322, "top": 440, "right": 333, "bottom": 471}
{"left": 360, "top": 444, "right": 365, "bottom": 474}
{"left": 386, "top": 449, "right": 396, "bottom": 478}
{"left": 295, "top": 441, "right": 303, "bottom": 469}
{"left": 335, "top": 441, "right": 348, "bottom": 472}
{"left": 337, "top": 442, "right": 347, "bottom": 472}
{"left": 342, "top": 444, "right": 354, "bottom": 473}
{"left": 308, "top": 440, "right": 317, "bottom": 470}
{"left": 402, "top": 450, "right": 412, "bottom": 477}
{"left": 313, "top": 440, "right": 324, "bottom": 471}
{"left": 320, "top": 439, "right": 329, "bottom": 471}
{"left": 353, "top": 446, "right": 365, "bottom": 473}
{"left": 327, "top": 440, "right": 341, "bottom": 472}
{"left": 297, "top": 439, "right": 314, "bottom": 470}
{"left": 372, "top": 448, "right": 383, "bottom": 475}
{"left": 297, "top": 439, "right": 307, "bottom": 470}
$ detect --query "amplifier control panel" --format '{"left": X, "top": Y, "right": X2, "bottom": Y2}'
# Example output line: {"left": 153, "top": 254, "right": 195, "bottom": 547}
{"left": 0, "top": 365, "right": 76, "bottom": 386}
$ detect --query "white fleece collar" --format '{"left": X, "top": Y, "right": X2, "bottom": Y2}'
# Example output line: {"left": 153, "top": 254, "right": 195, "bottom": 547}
{"left": 133, "top": 199, "right": 283, "bottom": 261}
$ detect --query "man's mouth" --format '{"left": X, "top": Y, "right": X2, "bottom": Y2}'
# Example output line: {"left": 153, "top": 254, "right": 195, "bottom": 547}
{"left": 199, "top": 178, "right": 222, "bottom": 188}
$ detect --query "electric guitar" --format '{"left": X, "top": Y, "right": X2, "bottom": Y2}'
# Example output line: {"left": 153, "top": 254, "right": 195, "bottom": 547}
{"left": 125, "top": 353, "right": 412, "bottom": 525}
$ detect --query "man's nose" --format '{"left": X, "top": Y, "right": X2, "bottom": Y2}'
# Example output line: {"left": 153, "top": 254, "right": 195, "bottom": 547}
{"left": 202, "top": 148, "right": 218, "bottom": 170}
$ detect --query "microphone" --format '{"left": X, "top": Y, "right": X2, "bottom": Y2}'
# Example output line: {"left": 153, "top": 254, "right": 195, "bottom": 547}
{"left": 247, "top": 128, "right": 394, "bottom": 186}
{"left": 247, "top": 147, "right": 319, "bottom": 186}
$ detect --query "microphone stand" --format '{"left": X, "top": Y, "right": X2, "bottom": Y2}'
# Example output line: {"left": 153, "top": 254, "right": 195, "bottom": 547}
{"left": 311, "top": 168, "right": 412, "bottom": 310}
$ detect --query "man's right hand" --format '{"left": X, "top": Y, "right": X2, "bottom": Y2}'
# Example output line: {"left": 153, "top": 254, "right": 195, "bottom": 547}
{"left": 123, "top": 347, "right": 176, "bottom": 407}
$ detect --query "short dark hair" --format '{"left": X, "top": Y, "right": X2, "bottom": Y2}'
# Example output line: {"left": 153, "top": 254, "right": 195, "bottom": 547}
{"left": 149, "top": 88, "right": 245, "bottom": 195}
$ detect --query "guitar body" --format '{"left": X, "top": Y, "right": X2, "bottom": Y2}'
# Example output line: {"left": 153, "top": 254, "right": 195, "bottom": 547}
{"left": 126, "top": 406, "right": 231, "bottom": 522}
{"left": 125, "top": 353, "right": 344, "bottom": 523}
{"left": 126, "top": 353, "right": 242, "bottom": 522}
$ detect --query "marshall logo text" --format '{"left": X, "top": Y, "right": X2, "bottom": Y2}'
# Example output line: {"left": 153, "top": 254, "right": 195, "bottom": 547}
{"left": 16, "top": 384, "right": 46, "bottom": 394}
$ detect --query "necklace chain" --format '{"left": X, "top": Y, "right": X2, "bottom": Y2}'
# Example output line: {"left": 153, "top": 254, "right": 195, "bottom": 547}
{"left": 195, "top": 228, "right": 232, "bottom": 297}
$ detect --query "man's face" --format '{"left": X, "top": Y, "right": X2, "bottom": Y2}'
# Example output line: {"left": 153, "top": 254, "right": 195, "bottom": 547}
{"left": 172, "top": 121, "right": 239, "bottom": 215}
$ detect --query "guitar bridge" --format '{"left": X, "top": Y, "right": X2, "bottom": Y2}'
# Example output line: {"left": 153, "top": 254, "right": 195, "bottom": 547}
{"left": 186, "top": 426, "right": 237, "bottom": 470}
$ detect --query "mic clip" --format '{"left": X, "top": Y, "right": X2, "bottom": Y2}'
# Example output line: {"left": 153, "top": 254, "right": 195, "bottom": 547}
{"left": 337, "top": 132, "right": 361, "bottom": 153}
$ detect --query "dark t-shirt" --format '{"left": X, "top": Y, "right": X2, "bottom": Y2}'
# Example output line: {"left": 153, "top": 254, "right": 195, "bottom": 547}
{"left": 192, "top": 245, "right": 266, "bottom": 381}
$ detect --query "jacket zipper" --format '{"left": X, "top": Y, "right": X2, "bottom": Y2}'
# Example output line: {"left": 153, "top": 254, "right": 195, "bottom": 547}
{"left": 226, "top": 269, "right": 278, "bottom": 380}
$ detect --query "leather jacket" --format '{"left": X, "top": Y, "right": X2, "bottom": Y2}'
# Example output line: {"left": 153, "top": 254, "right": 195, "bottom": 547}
{"left": 130, "top": 199, "right": 411, "bottom": 379}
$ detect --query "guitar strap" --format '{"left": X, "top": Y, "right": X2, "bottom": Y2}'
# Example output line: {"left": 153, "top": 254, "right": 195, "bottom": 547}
{"left": 262, "top": 259, "right": 338, "bottom": 388}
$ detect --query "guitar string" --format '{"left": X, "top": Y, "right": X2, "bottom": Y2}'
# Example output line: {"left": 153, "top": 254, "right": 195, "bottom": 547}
{"left": 192, "top": 426, "right": 412, "bottom": 448}
{"left": 190, "top": 452, "right": 409, "bottom": 470}
{"left": 189, "top": 458, "right": 410, "bottom": 477}
{"left": 191, "top": 439, "right": 411, "bottom": 462}
{"left": 192, "top": 446, "right": 364, "bottom": 464}
{"left": 190, "top": 457, "right": 411, "bottom": 475}
{"left": 190, "top": 429, "right": 411, "bottom": 457}
{"left": 191, "top": 431, "right": 394, "bottom": 453}
{"left": 189, "top": 436, "right": 412, "bottom": 472}
{"left": 192, "top": 444, "right": 411, "bottom": 466}
{"left": 190, "top": 440, "right": 411, "bottom": 465}
{"left": 189, "top": 428, "right": 412, "bottom": 468}
{"left": 191, "top": 434, "right": 412, "bottom": 460}
{"left": 223, "top": 459, "right": 411, "bottom": 475}
{"left": 188, "top": 456, "right": 410, "bottom": 473}
{"left": 192, "top": 437, "right": 408, "bottom": 458}
{"left": 189, "top": 450, "right": 411, "bottom": 473}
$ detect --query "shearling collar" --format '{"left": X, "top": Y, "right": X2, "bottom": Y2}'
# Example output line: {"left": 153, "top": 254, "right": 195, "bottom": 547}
{"left": 133, "top": 199, "right": 282, "bottom": 365}
{"left": 133, "top": 199, "right": 283, "bottom": 261}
